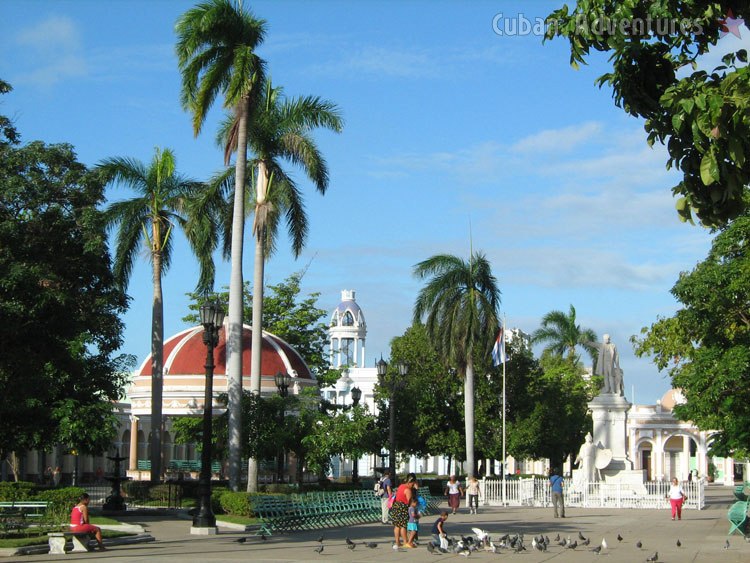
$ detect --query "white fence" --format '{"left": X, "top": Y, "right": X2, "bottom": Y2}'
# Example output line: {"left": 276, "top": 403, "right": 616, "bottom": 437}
{"left": 481, "top": 478, "right": 705, "bottom": 510}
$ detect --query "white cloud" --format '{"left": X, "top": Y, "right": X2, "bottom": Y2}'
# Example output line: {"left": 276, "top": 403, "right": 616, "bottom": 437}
{"left": 511, "top": 121, "right": 603, "bottom": 154}
{"left": 13, "top": 16, "right": 87, "bottom": 87}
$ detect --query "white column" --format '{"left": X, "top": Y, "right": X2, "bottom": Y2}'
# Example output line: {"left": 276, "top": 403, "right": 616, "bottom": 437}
{"left": 128, "top": 416, "right": 139, "bottom": 471}
{"left": 353, "top": 337, "right": 358, "bottom": 366}
{"left": 655, "top": 434, "right": 664, "bottom": 480}
{"left": 682, "top": 436, "right": 690, "bottom": 480}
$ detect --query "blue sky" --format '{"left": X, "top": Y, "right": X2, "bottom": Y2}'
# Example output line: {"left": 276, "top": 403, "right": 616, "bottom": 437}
{"left": 2, "top": 1, "right": 746, "bottom": 404}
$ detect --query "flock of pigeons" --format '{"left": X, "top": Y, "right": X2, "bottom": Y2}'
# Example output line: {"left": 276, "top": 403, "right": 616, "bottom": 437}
{"left": 232, "top": 527, "right": 743, "bottom": 560}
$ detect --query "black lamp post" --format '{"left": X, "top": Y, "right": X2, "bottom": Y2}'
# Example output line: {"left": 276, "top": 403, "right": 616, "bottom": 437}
{"left": 377, "top": 358, "right": 408, "bottom": 482}
{"left": 191, "top": 301, "right": 224, "bottom": 533}
{"left": 350, "top": 386, "right": 362, "bottom": 484}
{"left": 274, "top": 371, "right": 292, "bottom": 482}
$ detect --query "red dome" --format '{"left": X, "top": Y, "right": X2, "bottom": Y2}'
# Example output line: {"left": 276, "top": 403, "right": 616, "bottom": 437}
{"left": 136, "top": 325, "right": 313, "bottom": 380}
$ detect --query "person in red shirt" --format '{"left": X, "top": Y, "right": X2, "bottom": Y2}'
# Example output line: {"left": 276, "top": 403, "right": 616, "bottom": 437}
{"left": 70, "top": 493, "right": 105, "bottom": 551}
{"left": 390, "top": 473, "right": 418, "bottom": 549}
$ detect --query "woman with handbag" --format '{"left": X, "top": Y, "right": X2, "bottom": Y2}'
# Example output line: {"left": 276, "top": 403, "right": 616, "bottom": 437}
{"left": 667, "top": 477, "right": 686, "bottom": 520}
{"left": 390, "top": 473, "right": 418, "bottom": 549}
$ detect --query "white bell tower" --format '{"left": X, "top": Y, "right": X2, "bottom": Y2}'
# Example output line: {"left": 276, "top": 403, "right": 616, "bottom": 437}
{"left": 329, "top": 290, "right": 367, "bottom": 368}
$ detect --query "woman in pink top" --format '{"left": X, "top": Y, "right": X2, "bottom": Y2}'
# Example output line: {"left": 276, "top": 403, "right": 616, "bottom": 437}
{"left": 70, "top": 493, "right": 105, "bottom": 550}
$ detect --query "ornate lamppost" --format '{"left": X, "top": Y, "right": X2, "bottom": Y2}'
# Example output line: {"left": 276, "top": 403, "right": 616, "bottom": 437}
{"left": 274, "top": 371, "right": 292, "bottom": 482}
{"left": 377, "top": 358, "right": 408, "bottom": 482}
{"left": 350, "top": 386, "right": 362, "bottom": 484}
{"left": 191, "top": 301, "right": 224, "bottom": 535}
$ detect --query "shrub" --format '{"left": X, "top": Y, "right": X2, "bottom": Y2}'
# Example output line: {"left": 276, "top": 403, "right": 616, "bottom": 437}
{"left": 35, "top": 487, "right": 87, "bottom": 524}
{"left": 219, "top": 491, "right": 252, "bottom": 517}
{"left": 0, "top": 481, "right": 35, "bottom": 501}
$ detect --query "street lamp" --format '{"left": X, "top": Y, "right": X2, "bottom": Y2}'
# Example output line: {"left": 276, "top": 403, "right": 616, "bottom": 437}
{"left": 191, "top": 301, "right": 224, "bottom": 534}
{"left": 274, "top": 371, "right": 292, "bottom": 482}
{"left": 350, "top": 386, "right": 362, "bottom": 484}
{"left": 377, "top": 357, "right": 408, "bottom": 482}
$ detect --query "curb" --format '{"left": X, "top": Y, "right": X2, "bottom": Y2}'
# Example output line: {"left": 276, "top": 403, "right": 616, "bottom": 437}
{"left": 1, "top": 533, "right": 155, "bottom": 557}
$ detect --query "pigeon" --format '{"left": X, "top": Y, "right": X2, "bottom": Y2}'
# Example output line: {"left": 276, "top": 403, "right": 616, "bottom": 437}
{"left": 347, "top": 542, "right": 356, "bottom": 550}
{"left": 317, "top": 535, "right": 324, "bottom": 543}
{"left": 567, "top": 540, "right": 578, "bottom": 550}
{"left": 581, "top": 538, "right": 590, "bottom": 546}
{"left": 427, "top": 542, "right": 436, "bottom": 554}
{"left": 645, "top": 552, "right": 658, "bottom": 562}
{"left": 346, "top": 537, "right": 355, "bottom": 546}
{"left": 234, "top": 537, "right": 247, "bottom": 543}
{"left": 472, "top": 528, "right": 489, "bottom": 542}
{"left": 636, "top": 540, "right": 643, "bottom": 549}
{"left": 260, "top": 533, "right": 267, "bottom": 541}
{"left": 724, "top": 539, "right": 730, "bottom": 550}
{"left": 578, "top": 532, "right": 587, "bottom": 541}
{"left": 601, "top": 538, "right": 608, "bottom": 550}
{"left": 365, "top": 542, "right": 378, "bottom": 549}
{"left": 676, "top": 538, "right": 681, "bottom": 547}
{"left": 314, "top": 544, "right": 324, "bottom": 554}
{"left": 617, "top": 533, "right": 623, "bottom": 542}
{"left": 554, "top": 534, "right": 560, "bottom": 542}
{"left": 458, "top": 550, "right": 471, "bottom": 557}
{"left": 545, "top": 535, "right": 551, "bottom": 545}
{"left": 591, "top": 545, "right": 602, "bottom": 554}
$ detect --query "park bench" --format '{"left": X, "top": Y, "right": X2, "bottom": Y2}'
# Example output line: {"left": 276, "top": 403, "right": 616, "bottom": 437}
{"left": 137, "top": 459, "right": 151, "bottom": 471}
{"left": 167, "top": 459, "right": 222, "bottom": 473}
{"left": 47, "top": 530, "right": 94, "bottom": 554}
{"left": 0, "top": 501, "right": 49, "bottom": 519}
{"left": 727, "top": 500, "right": 749, "bottom": 537}
{"left": 733, "top": 484, "right": 749, "bottom": 501}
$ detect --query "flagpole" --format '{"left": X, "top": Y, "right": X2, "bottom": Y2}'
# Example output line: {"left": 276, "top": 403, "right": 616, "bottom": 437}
{"left": 501, "top": 316, "right": 507, "bottom": 506}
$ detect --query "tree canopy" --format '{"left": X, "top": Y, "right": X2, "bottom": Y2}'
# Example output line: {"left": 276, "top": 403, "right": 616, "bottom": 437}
{"left": 633, "top": 209, "right": 750, "bottom": 457}
{"left": 531, "top": 304, "right": 598, "bottom": 365}
{"left": 0, "top": 98, "right": 131, "bottom": 457}
{"left": 546, "top": 1, "right": 750, "bottom": 226}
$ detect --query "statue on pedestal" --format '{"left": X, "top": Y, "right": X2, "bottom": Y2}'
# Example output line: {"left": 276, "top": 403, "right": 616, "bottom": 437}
{"left": 591, "top": 334, "right": 623, "bottom": 396}
{"left": 575, "top": 432, "right": 599, "bottom": 482}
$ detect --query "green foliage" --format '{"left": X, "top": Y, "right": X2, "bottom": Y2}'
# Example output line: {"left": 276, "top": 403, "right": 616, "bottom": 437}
{"left": 183, "top": 271, "right": 330, "bottom": 375}
{"left": 531, "top": 304, "right": 598, "bottom": 365}
{"left": 633, "top": 211, "right": 750, "bottom": 456}
{"left": 0, "top": 481, "right": 35, "bottom": 501}
{"left": 35, "top": 487, "right": 87, "bottom": 522}
{"left": 0, "top": 126, "right": 131, "bottom": 457}
{"left": 219, "top": 491, "right": 252, "bottom": 517}
{"left": 382, "top": 323, "right": 464, "bottom": 460}
{"left": 546, "top": 1, "right": 750, "bottom": 226}
{"left": 0, "top": 80, "right": 19, "bottom": 147}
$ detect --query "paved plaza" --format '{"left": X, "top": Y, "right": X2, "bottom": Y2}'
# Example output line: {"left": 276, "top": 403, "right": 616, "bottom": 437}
{"left": 10, "top": 486, "right": 750, "bottom": 562}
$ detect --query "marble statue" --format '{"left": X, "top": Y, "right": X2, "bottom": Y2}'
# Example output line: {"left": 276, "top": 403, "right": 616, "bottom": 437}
{"left": 592, "top": 334, "right": 623, "bottom": 395}
{"left": 574, "top": 432, "right": 598, "bottom": 482}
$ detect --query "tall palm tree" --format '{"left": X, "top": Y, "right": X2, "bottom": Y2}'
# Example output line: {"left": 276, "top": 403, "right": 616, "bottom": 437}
{"left": 217, "top": 80, "right": 343, "bottom": 491}
{"left": 413, "top": 252, "right": 500, "bottom": 478}
{"left": 99, "top": 147, "right": 215, "bottom": 483}
{"left": 176, "top": 0, "right": 266, "bottom": 491}
{"left": 531, "top": 304, "right": 598, "bottom": 364}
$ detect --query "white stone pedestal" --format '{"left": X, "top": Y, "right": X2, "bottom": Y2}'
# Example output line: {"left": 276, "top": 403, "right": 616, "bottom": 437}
{"left": 190, "top": 526, "right": 219, "bottom": 535}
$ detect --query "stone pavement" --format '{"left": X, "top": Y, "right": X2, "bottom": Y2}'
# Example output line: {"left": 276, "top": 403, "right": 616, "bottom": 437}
{"left": 12, "top": 485, "right": 750, "bottom": 562}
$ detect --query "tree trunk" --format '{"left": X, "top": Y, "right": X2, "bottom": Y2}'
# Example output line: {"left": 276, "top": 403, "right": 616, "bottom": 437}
{"left": 150, "top": 243, "right": 164, "bottom": 484}
{"left": 227, "top": 98, "right": 249, "bottom": 492}
{"left": 247, "top": 159, "right": 269, "bottom": 493}
{"left": 464, "top": 359, "right": 475, "bottom": 479}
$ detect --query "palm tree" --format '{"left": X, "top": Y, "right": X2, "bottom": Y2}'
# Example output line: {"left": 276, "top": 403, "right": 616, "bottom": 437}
{"left": 217, "top": 80, "right": 343, "bottom": 490}
{"left": 99, "top": 147, "right": 215, "bottom": 483}
{"left": 413, "top": 253, "right": 500, "bottom": 478}
{"left": 176, "top": 0, "right": 266, "bottom": 491}
{"left": 531, "top": 304, "right": 598, "bottom": 364}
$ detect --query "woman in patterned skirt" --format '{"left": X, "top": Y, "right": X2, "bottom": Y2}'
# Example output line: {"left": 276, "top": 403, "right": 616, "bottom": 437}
{"left": 390, "top": 473, "right": 418, "bottom": 549}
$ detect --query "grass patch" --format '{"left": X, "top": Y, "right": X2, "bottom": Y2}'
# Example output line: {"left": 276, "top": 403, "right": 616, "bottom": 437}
{"left": 90, "top": 516, "right": 122, "bottom": 525}
{"left": 215, "top": 514, "right": 260, "bottom": 526}
{"left": 0, "top": 529, "right": 133, "bottom": 549}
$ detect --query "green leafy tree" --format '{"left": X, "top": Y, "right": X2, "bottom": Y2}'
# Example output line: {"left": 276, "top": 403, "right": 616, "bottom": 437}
{"left": 183, "top": 270, "right": 331, "bottom": 377}
{"left": 531, "top": 304, "right": 598, "bottom": 365}
{"left": 0, "top": 113, "right": 131, "bottom": 461}
{"left": 546, "top": 1, "right": 750, "bottom": 226}
{"left": 413, "top": 253, "right": 501, "bottom": 477}
{"left": 217, "top": 80, "right": 343, "bottom": 400}
{"left": 98, "top": 147, "right": 215, "bottom": 482}
{"left": 633, "top": 211, "right": 750, "bottom": 457}
{"left": 176, "top": 0, "right": 267, "bottom": 491}
{"left": 382, "top": 323, "right": 465, "bottom": 465}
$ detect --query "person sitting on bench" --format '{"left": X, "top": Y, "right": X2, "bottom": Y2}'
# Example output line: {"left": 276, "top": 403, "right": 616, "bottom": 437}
{"left": 70, "top": 493, "right": 105, "bottom": 551}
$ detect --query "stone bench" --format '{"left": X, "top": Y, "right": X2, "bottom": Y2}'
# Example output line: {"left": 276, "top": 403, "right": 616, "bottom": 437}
{"left": 47, "top": 531, "right": 93, "bottom": 554}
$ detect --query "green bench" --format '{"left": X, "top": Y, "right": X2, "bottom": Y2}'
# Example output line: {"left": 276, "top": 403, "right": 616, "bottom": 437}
{"left": 137, "top": 459, "right": 151, "bottom": 471}
{"left": 0, "top": 501, "right": 49, "bottom": 518}
{"left": 727, "top": 500, "right": 749, "bottom": 537}
{"left": 734, "top": 485, "right": 749, "bottom": 501}
{"left": 168, "top": 460, "right": 221, "bottom": 473}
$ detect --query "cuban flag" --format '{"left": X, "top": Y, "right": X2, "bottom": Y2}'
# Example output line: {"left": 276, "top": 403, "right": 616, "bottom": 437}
{"left": 492, "top": 327, "right": 505, "bottom": 367}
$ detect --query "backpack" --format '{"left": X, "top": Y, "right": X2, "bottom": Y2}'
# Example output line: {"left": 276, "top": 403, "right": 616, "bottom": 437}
{"left": 374, "top": 477, "right": 387, "bottom": 497}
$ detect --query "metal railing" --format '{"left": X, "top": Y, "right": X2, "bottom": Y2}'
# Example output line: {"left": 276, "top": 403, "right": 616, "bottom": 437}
{"left": 481, "top": 477, "right": 704, "bottom": 510}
